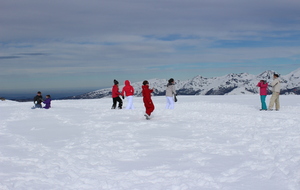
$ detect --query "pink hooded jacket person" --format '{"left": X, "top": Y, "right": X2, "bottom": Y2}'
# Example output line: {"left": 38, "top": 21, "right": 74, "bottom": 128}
{"left": 257, "top": 80, "right": 268, "bottom": 110}
{"left": 122, "top": 80, "right": 134, "bottom": 96}
{"left": 122, "top": 80, "right": 135, "bottom": 109}
{"left": 257, "top": 81, "right": 268, "bottom": 95}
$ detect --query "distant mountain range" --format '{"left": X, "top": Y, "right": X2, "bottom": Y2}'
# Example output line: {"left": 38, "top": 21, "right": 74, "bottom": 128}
{"left": 66, "top": 68, "right": 300, "bottom": 99}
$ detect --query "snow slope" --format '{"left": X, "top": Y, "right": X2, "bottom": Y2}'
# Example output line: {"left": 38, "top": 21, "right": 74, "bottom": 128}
{"left": 1, "top": 95, "right": 300, "bottom": 190}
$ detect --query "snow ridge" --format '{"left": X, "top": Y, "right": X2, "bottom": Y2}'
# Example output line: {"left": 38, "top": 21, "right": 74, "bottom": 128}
{"left": 69, "top": 69, "right": 300, "bottom": 99}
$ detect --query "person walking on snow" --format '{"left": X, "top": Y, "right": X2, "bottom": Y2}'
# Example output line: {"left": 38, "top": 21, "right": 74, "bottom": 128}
{"left": 142, "top": 80, "right": 155, "bottom": 120}
{"left": 111, "top": 79, "right": 123, "bottom": 109}
{"left": 257, "top": 80, "right": 268, "bottom": 111}
{"left": 122, "top": 80, "right": 135, "bottom": 109}
{"left": 268, "top": 73, "right": 281, "bottom": 111}
{"left": 43, "top": 95, "right": 52, "bottom": 109}
{"left": 165, "top": 78, "right": 176, "bottom": 109}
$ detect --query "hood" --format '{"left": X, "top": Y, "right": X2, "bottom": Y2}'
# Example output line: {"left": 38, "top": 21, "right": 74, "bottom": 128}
{"left": 125, "top": 80, "right": 131, "bottom": 86}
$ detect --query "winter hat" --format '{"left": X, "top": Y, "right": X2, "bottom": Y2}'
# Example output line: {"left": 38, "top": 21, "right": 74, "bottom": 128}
{"left": 114, "top": 79, "right": 119, "bottom": 85}
{"left": 143, "top": 80, "right": 149, "bottom": 85}
{"left": 168, "top": 78, "right": 174, "bottom": 83}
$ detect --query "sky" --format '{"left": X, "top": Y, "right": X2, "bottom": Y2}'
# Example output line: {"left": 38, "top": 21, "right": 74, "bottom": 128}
{"left": 1, "top": 0, "right": 300, "bottom": 98}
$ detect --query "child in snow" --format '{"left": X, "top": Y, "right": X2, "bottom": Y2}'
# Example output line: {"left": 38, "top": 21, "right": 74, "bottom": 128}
{"left": 43, "top": 95, "right": 52, "bottom": 109}
{"left": 122, "top": 80, "right": 135, "bottom": 109}
{"left": 256, "top": 80, "right": 268, "bottom": 111}
{"left": 165, "top": 78, "right": 176, "bottom": 109}
{"left": 142, "top": 80, "right": 155, "bottom": 120}
{"left": 111, "top": 79, "right": 123, "bottom": 109}
{"left": 32, "top": 91, "right": 43, "bottom": 109}
{"left": 268, "top": 73, "right": 281, "bottom": 111}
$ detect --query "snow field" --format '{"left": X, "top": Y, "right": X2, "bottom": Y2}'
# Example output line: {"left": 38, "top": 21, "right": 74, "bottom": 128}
{"left": 0, "top": 95, "right": 300, "bottom": 190}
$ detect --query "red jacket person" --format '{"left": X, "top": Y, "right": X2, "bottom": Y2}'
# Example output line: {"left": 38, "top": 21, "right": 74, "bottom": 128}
{"left": 122, "top": 80, "right": 135, "bottom": 109}
{"left": 142, "top": 80, "right": 155, "bottom": 119}
{"left": 111, "top": 79, "right": 123, "bottom": 109}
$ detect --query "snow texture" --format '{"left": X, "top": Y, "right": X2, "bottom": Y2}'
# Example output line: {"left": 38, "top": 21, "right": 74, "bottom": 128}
{"left": 1, "top": 95, "right": 300, "bottom": 190}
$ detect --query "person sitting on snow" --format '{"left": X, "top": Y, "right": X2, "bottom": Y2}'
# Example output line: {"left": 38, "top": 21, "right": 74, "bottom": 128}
{"left": 33, "top": 91, "right": 43, "bottom": 109}
{"left": 43, "top": 95, "right": 52, "bottom": 109}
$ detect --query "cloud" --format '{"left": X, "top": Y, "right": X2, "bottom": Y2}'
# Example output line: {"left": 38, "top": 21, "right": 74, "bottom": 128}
{"left": 1, "top": 0, "right": 300, "bottom": 92}
{"left": 18, "top": 53, "right": 49, "bottom": 56}
{"left": 0, "top": 56, "right": 21, "bottom": 59}
{"left": 1, "top": 0, "right": 300, "bottom": 40}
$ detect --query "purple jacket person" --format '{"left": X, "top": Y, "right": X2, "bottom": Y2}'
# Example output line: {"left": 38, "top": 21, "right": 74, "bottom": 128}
{"left": 43, "top": 95, "right": 51, "bottom": 109}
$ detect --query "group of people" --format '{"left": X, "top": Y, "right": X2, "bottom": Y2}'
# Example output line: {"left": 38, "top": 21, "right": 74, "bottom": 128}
{"left": 32, "top": 91, "right": 52, "bottom": 109}
{"left": 111, "top": 79, "right": 135, "bottom": 110}
{"left": 113, "top": 72, "right": 281, "bottom": 119}
{"left": 111, "top": 78, "right": 177, "bottom": 120}
{"left": 32, "top": 73, "right": 281, "bottom": 114}
{"left": 257, "top": 73, "right": 281, "bottom": 111}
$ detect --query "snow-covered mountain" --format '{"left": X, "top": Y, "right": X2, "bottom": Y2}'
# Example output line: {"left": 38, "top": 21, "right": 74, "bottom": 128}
{"left": 68, "top": 68, "right": 300, "bottom": 99}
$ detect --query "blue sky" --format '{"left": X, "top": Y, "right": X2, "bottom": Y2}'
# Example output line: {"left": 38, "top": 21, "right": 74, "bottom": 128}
{"left": 1, "top": 0, "right": 300, "bottom": 98}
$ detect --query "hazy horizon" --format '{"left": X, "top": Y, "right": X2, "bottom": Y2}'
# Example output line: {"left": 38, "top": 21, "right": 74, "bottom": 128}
{"left": 2, "top": 67, "right": 299, "bottom": 100}
{"left": 1, "top": 88, "right": 99, "bottom": 100}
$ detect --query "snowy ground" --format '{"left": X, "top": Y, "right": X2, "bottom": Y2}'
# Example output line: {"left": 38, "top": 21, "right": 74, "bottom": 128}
{"left": 0, "top": 95, "right": 300, "bottom": 190}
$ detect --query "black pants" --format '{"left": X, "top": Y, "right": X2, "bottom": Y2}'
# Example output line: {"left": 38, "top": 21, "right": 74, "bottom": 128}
{"left": 112, "top": 97, "right": 123, "bottom": 109}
